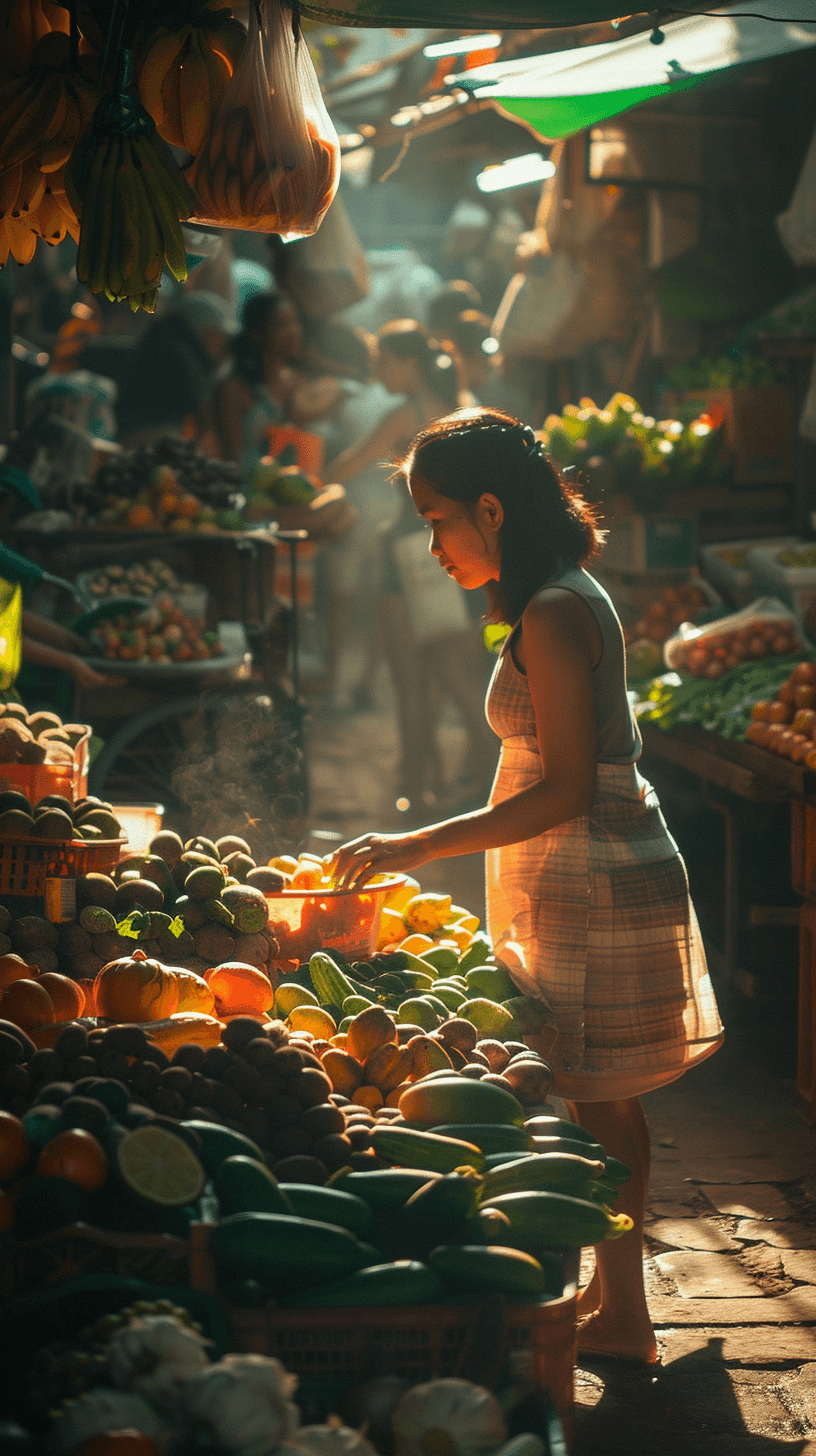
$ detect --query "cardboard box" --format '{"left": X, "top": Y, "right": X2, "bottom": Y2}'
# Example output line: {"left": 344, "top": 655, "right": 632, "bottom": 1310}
{"left": 600, "top": 513, "right": 697, "bottom": 573}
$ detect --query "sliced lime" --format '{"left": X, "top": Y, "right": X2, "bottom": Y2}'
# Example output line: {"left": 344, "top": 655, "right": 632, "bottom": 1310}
{"left": 117, "top": 1124, "right": 205, "bottom": 1206}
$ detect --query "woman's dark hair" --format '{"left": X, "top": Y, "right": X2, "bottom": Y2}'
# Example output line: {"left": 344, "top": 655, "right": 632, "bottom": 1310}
{"left": 402, "top": 407, "right": 605, "bottom": 625}
{"left": 378, "top": 319, "right": 459, "bottom": 412}
{"left": 232, "top": 291, "right": 294, "bottom": 387}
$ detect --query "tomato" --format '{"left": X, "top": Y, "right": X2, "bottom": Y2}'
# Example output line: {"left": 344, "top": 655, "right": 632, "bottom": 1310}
{"left": 778, "top": 680, "right": 797, "bottom": 704}
{"left": 768, "top": 700, "right": 794, "bottom": 724}
{"left": 751, "top": 701, "right": 774, "bottom": 721}
{"left": 791, "top": 662, "right": 816, "bottom": 685}
{"left": 795, "top": 685, "right": 816, "bottom": 710}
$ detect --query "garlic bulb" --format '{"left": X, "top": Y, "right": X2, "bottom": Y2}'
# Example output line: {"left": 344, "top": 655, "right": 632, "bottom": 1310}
{"left": 392, "top": 1380, "right": 507, "bottom": 1456}
{"left": 47, "top": 1390, "right": 169, "bottom": 1455}
{"left": 179, "top": 1353, "right": 300, "bottom": 1455}
{"left": 105, "top": 1315, "right": 210, "bottom": 1410}
{"left": 296, "top": 1425, "right": 379, "bottom": 1456}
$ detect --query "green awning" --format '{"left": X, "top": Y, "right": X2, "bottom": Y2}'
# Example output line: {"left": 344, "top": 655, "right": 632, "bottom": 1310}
{"left": 446, "top": 0, "right": 816, "bottom": 139}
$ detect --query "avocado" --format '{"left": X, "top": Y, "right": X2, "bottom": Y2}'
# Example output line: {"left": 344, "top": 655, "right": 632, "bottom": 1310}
{"left": 0, "top": 790, "right": 32, "bottom": 815}
{"left": 0, "top": 809, "right": 36, "bottom": 837}
{"left": 220, "top": 884, "right": 269, "bottom": 933}
{"left": 185, "top": 865, "right": 226, "bottom": 901}
{"left": 32, "top": 808, "right": 74, "bottom": 841}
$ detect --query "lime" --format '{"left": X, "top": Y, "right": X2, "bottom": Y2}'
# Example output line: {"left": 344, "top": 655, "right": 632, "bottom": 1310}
{"left": 117, "top": 1124, "right": 205, "bottom": 1206}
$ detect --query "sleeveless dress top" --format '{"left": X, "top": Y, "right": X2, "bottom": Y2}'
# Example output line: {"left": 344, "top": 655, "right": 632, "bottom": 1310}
{"left": 485, "top": 565, "right": 723, "bottom": 1101}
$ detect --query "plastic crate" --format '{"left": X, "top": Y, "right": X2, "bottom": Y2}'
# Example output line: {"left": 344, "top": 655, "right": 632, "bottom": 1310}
{"left": 0, "top": 731, "right": 91, "bottom": 804}
{"left": 699, "top": 538, "right": 799, "bottom": 607}
{"left": 0, "top": 835, "right": 124, "bottom": 895}
{"left": 745, "top": 544, "right": 816, "bottom": 628}
{"left": 220, "top": 1292, "right": 577, "bottom": 1441}
{"left": 11, "top": 1224, "right": 192, "bottom": 1295}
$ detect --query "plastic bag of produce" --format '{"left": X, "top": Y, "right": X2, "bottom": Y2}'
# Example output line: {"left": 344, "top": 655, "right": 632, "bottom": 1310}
{"left": 187, "top": 0, "right": 339, "bottom": 236}
{"left": 664, "top": 597, "right": 802, "bottom": 679}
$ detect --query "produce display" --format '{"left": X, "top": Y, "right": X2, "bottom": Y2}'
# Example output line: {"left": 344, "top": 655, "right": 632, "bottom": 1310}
{"left": 0, "top": 788, "right": 122, "bottom": 841}
{"left": 87, "top": 435, "right": 244, "bottom": 531}
{"left": 80, "top": 559, "right": 187, "bottom": 601}
{"left": 246, "top": 457, "right": 323, "bottom": 518}
{"left": 775, "top": 546, "right": 816, "bottom": 568}
{"left": 622, "top": 579, "right": 714, "bottom": 682}
{"left": 745, "top": 660, "right": 816, "bottom": 764}
{"left": 90, "top": 597, "right": 222, "bottom": 664}
{"left": 635, "top": 655, "right": 808, "bottom": 738}
{"left": 29, "top": 1300, "right": 555, "bottom": 1456}
{"left": 0, "top": 705, "right": 88, "bottom": 768}
{"left": 540, "top": 392, "right": 721, "bottom": 506}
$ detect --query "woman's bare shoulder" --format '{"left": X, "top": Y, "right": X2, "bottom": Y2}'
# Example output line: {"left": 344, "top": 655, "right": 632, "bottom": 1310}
{"left": 521, "top": 585, "right": 601, "bottom": 661}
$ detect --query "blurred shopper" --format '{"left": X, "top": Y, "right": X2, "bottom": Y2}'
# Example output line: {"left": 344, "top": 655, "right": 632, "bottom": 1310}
{"left": 116, "top": 292, "right": 236, "bottom": 450}
{"left": 214, "top": 291, "right": 341, "bottom": 472}
{"left": 329, "top": 320, "right": 498, "bottom": 811}
{"left": 426, "top": 280, "right": 482, "bottom": 342}
{"left": 445, "top": 310, "right": 531, "bottom": 417}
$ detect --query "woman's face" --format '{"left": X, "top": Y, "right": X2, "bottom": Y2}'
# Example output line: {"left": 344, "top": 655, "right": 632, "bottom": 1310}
{"left": 409, "top": 474, "right": 502, "bottom": 590}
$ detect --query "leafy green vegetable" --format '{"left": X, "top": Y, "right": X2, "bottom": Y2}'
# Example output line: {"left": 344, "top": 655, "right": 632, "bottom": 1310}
{"left": 634, "top": 656, "right": 809, "bottom": 738}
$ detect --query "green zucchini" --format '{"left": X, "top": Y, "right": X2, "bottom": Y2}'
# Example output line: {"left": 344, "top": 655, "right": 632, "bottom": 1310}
{"left": 278, "top": 1183, "right": 374, "bottom": 1240}
{"left": 211, "top": 1211, "right": 368, "bottom": 1290}
{"left": 431, "top": 1123, "right": 533, "bottom": 1155}
{"left": 181, "top": 1120, "right": 265, "bottom": 1174}
{"left": 483, "top": 1151, "right": 537, "bottom": 1170}
{"left": 329, "top": 1168, "right": 441, "bottom": 1210}
{"left": 531, "top": 1135, "right": 606, "bottom": 1164}
{"left": 481, "top": 1152, "right": 606, "bottom": 1200}
{"left": 213, "top": 1156, "right": 294, "bottom": 1217}
{"left": 524, "top": 1116, "right": 598, "bottom": 1143}
{"left": 371, "top": 1125, "right": 485, "bottom": 1173}
{"left": 310, "top": 951, "right": 357, "bottom": 1007}
{"left": 483, "top": 1191, "right": 633, "bottom": 1250}
{"left": 429, "top": 1243, "right": 547, "bottom": 1298}
{"left": 285, "top": 1260, "right": 445, "bottom": 1307}
{"left": 604, "top": 1156, "right": 632, "bottom": 1185}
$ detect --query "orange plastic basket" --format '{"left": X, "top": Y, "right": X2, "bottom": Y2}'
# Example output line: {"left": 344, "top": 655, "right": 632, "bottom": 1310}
{"left": 0, "top": 731, "right": 90, "bottom": 804}
{"left": 221, "top": 1294, "right": 577, "bottom": 1442}
{"left": 10, "top": 1224, "right": 191, "bottom": 1296}
{"left": 0, "top": 836, "right": 124, "bottom": 895}
{"left": 264, "top": 876, "right": 405, "bottom": 963}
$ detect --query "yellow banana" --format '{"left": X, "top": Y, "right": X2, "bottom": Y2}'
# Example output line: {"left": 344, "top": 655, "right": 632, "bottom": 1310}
{"left": 16, "top": 162, "right": 46, "bottom": 216}
{"left": 122, "top": 146, "right": 163, "bottom": 295}
{"left": 74, "top": 137, "right": 108, "bottom": 285}
{"left": 198, "top": 28, "right": 232, "bottom": 112}
{"left": 142, "top": 168, "right": 188, "bottom": 282}
{"left": 111, "top": 142, "right": 144, "bottom": 294}
{"left": 137, "top": 24, "right": 190, "bottom": 128}
{"left": 40, "top": 74, "right": 68, "bottom": 144}
{"left": 88, "top": 134, "right": 119, "bottom": 295}
{"left": 6, "top": 215, "right": 37, "bottom": 265}
{"left": 140, "top": 132, "right": 196, "bottom": 217}
{"left": 31, "top": 188, "right": 69, "bottom": 244}
{"left": 180, "top": 28, "right": 211, "bottom": 157}
{"left": 0, "top": 163, "right": 22, "bottom": 217}
{"left": 0, "top": 79, "right": 47, "bottom": 168}
{"left": 208, "top": 16, "right": 247, "bottom": 75}
{"left": 158, "top": 39, "right": 187, "bottom": 149}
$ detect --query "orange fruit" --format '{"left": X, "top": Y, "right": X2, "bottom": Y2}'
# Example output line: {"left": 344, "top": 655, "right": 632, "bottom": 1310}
{"left": 36, "top": 973, "right": 85, "bottom": 1020}
{"left": 76, "top": 978, "right": 97, "bottom": 1014}
{"left": 175, "top": 492, "right": 200, "bottom": 519}
{"left": 36, "top": 1128, "right": 107, "bottom": 1190}
{"left": 0, "top": 1111, "right": 29, "bottom": 1181}
{"left": 0, "top": 1188, "right": 15, "bottom": 1231}
{"left": 0, "top": 978, "right": 55, "bottom": 1028}
{"left": 207, "top": 963, "right": 274, "bottom": 1015}
{"left": 349, "top": 1084, "right": 384, "bottom": 1112}
{"left": 126, "top": 504, "right": 157, "bottom": 529}
{"left": 0, "top": 954, "right": 36, "bottom": 992}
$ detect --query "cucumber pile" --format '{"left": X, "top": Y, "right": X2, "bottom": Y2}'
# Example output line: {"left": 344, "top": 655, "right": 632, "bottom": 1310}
{"left": 209, "top": 1074, "right": 632, "bottom": 1309}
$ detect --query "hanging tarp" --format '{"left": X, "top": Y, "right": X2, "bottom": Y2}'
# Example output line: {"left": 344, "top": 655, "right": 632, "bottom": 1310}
{"left": 300, "top": 0, "right": 647, "bottom": 27}
{"left": 446, "top": 0, "right": 816, "bottom": 139}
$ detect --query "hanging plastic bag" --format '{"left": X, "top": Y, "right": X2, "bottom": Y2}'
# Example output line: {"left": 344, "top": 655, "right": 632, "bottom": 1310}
{"left": 188, "top": 0, "right": 339, "bottom": 237}
{"left": 663, "top": 598, "right": 802, "bottom": 678}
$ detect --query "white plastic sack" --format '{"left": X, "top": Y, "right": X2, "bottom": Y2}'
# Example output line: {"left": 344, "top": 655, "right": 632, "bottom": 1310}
{"left": 492, "top": 251, "right": 586, "bottom": 359}
{"left": 777, "top": 123, "right": 816, "bottom": 266}
{"left": 284, "top": 193, "right": 370, "bottom": 316}
{"left": 799, "top": 352, "right": 816, "bottom": 443}
{"left": 664, "top": 597, "right": 802, "bottom": 677}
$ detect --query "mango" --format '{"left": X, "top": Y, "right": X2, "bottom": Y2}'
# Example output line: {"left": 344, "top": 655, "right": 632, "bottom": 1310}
{"left": 346, "top": 1005, "right": 397, "bottom": 1064}
{"left": 459, "top": 997, "right": 515, "bottom": 1037}
{"left": 403, "top": 893, "right": 452, "bottom": 936}
{"left": 465, "top": 966, "right": 519, "bottom": 1002}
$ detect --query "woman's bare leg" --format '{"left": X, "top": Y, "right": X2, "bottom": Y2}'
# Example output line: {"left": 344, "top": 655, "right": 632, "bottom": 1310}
{"left": 569, "top": 1097, "right": 657, "bottom": 1363}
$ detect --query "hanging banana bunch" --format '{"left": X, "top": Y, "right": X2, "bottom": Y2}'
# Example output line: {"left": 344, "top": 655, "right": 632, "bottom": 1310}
{"left": 65, "top": 67, "right": 199, "bottom": 313}
{"left": 0, "top": 31, "right": 98, "bottom": 267}
{"left": 137, "top": 6, "right": 247, "bottom": 156}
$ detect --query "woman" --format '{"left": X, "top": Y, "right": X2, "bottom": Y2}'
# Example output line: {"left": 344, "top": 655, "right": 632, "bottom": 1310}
{"left": 328, "top": 321, "right": 498, "bottom": 807}
{"left": 333, "top": 408, "right": 723, "bottom": 1364}
{"left": 214, "top": 291, "right": 340, "bottom": 472}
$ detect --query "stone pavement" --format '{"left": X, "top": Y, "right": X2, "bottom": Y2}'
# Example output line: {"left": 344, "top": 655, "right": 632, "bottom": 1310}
{"left": 303, "top": 671, "right": 816, "bottom": 1455}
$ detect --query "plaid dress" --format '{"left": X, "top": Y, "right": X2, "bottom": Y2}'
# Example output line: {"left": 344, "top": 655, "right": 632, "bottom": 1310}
{"left": 485, "top": 572, "right": 723, "bottom": 1101}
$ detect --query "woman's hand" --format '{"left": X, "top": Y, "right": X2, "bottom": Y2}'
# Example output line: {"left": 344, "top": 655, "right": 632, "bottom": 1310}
{"left": 333, "top": 830, "right": 431, "bottom": 891}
